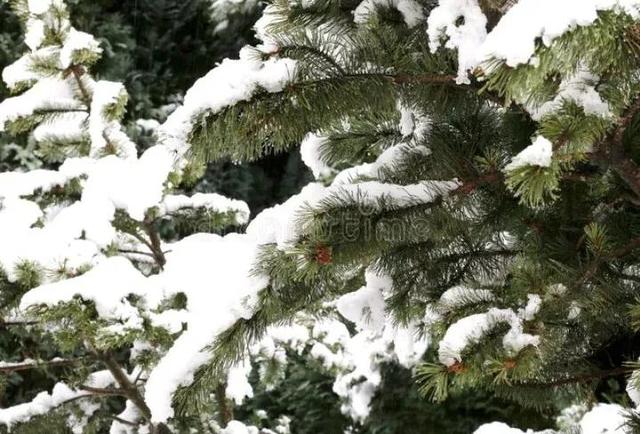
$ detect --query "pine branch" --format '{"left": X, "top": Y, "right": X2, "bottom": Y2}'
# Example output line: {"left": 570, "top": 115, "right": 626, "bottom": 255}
{"left": 453, "top": 171, "right": 502, "bottom": 196}
{"left": 573, "top": 236, "right": 640, "bottom": 290}
{"left": 79, "top": 385, "right": 126, "bottom": 396}
{"left": 0, "top": 357, "right": 87, "bottom": 373}
{"left": 89, "top": 347, "right": 173, "bottom": 434}
{"left": 518, "top": 366, "right": 633, "bottom": 389}
{"left": 99, "top": 354, "right": 150, "bottom": 414}
{"left": 0, "top": 320, "right": 39, "bottom": 327}
{"left": 389, "top": 73, "right": 457, "bottom": 85}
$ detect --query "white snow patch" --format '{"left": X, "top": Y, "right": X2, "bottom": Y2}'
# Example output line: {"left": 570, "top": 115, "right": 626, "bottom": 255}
{"left": 505, "top": 136, "right": 553, "bottom": 172}
{"left": 143, "top": 233, "right": 269, "bottom": 423}
{"left": 354, "top": 0, "right": 425, "bottom": 28}
{"left": 300, "top": 133, "right": 334, "bottom": 180}
{"left": 427, "top": 0, "right": 487, "bottom": 84}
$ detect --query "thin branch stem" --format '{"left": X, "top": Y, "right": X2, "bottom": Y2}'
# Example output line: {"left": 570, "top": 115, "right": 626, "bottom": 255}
{"left": 519, "top": 366, "right": 633, "bottom": 388}
{"left": 214, "top": 382, "right": 234, "bottom": 426}
{"left": 118, "top": 249, "right": 157, "bottom": 258}
{"left": 142, "top": 219, "right": 166, "bottom": 269}
{"left": 85, "top": 343, "right": 172, "bottom": 434}
{"left": 79, "top": 385, "right": 126, "bottom": 396}
{"left": 0, "top": 357, "right": 87, "bottom": 373}
{"left": 573, "top": 236, "right": 640, "bottom": 290}
{"left": 69, "top": 65, "right": 92, "bottom": 107}
{"left": 0, "top": 320, "right": 39, "bottom": 327}
{"left": 111, "top": 416, "right": 139, "bottom": 427}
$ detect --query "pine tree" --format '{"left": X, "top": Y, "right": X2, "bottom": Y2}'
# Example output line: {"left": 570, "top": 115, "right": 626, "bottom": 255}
{"left": 9, "top": 0, "right": 640, "bottom": 432}
{"left": 0, "top": 0, "right": 257, "bottom": 432}
{"left": 162, "top": 0, "right": 640, "bottom": 432}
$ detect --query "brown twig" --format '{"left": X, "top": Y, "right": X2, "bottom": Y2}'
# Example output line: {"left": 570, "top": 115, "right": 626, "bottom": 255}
{"left": 111, "top": 416, "right": 139, "bottom": 427}
{"left": 79, "top": 385, "right": 126, "bottom": 396}
{"left": 214, "top": 382, "right": 234, "bottom": 426}
{"left": 142, "top": 219, "right": 166, "bottom": 269}
{"left": 85, "top": 343, "right": 172, "bottom": 434}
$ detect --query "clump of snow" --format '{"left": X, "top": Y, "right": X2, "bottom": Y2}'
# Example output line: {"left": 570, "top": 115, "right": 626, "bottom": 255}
{"left": 300, "top": 133, "right": 334, "bottom": 180}
{"left": 354, "top": 0, "right": 425, "bottom": 28}
{"left": 0, "top": 198, "right": 103, "bottom": 281}
{"left": 33, "top": 112, "right": 88, "bottom": 143}
{"left": 226, "top": 358, "right": 254, "bottom": 404}
{"left": 246, "top": 183, "right": 326, "bottom": 248}
{"left": 25, "top": 18, "right": 46, "bottom": 51}
{"left": 0, "top": 77, "right": 84, "bottom": 132}
{"left": 20, "top": 257, "right": 152, "bottom": 329}
{"left": 479, "top": 0, "right": 640, "bottom": 68}
{"left": 473, "top": 422, "right": 527, "bottom": 434}
{"left": 579, "top": 403, "right": 630, "bottom": 434}
{"left": 2, "top": 51, "right": 45, "bottom": 91}
{"left": 143, "top": 233, "right": 269, "bottom": 423}
{"left": 427, "top": 0, "right": 640, "bottom": 93}
{"left": 528, "top": 68, "right": 611, "bottom": 121}
{"left": 89, "top": 80, "right": 136, "bottom": 159}
{"left": 438, "top": 286, "right": 495, "bottom": 311}
{"left": 59, "top": 28, "right": 102, "bottom": 68}
{"left": 159, "top": 47, "right": 296, "bottom": 166}
{"left": 0, "top": 370, "right": 114, "bottom": 428}
{"left": 520, "top": 294, "right": 542, "bottom": 321}
{"left": 253, "top": 270, "right": 427, "bottom": 423}
{"left": 319, "top": 269, "right": 428, "bottom": 420}
{"left": 477, "top": 402, "right": 632, "bottom": 433}
{"left": 427, "top": 0, "right": 487, "bottom": 84}
{"left": 80, "top": 145, "right": 174, "bottom": 221}
{"left": 159, "top": 193, "right": 250, "bottom": 224}
{"left": 136, "top": 118, "right": 160, "bottom": 132}
{"left": 505, "top": 136, "right": 553, "bottom": 172}
{"left": 337, "top": 269, "right": 390, "bottom": 333}
{"left": 222, "top": 421, "right": 259, "bottom": 434}
{"left": 0, "top": 169, "right": 69, "bottom": 198}
{"left": 398, "top": 103, "right": 430, "bottom": 141}
{"left": 331, "top": 142, "right": 430, "bottom": 185}
{"left": 438, "top": 306, "right": 540, "bottom": 367}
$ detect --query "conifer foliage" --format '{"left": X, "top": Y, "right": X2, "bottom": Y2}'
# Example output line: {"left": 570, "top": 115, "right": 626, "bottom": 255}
{"left": 6, "top": 0, "right": 640, "bottom": 433}
{"left": 167, "top": 0, "right": 640, "bottom": 432}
